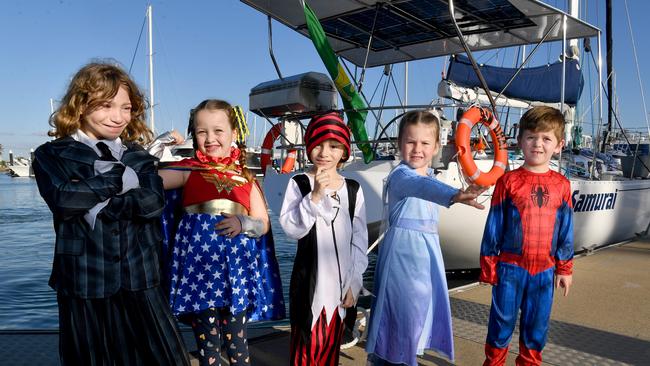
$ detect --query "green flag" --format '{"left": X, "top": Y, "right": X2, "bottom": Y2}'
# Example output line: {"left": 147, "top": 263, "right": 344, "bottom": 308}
{"left": 303, "top": 2, "right": 374, "bottom": 163}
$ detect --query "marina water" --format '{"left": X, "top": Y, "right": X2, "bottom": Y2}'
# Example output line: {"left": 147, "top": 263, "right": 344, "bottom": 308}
{"left": 0, "top": 173, "right": 380, "bottom": 329}
{"left": 0, "top": 174, "right": 57, "bottom": 329}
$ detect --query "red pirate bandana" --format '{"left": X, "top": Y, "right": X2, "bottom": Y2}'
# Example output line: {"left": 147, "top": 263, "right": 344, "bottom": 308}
{"left": 304, "top": 112, "right": 351, "bottom": 162}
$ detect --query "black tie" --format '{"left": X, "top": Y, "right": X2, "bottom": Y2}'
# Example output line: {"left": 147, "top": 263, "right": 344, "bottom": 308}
{"left": 96, "top": 142, "right": 117, "bottom": 161}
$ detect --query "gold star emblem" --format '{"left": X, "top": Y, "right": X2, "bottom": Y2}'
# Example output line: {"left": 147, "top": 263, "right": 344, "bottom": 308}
{"left": 200, "top": 172, "right": 247, "bottom": 193}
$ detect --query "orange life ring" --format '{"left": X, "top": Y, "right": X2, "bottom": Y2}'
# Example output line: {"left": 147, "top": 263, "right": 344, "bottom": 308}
{"left": 281, "top": 149, "right": 297, "bottom": 173}
{"left": 454, "top": 106, "right": 508, "bottom": 186}
{"left": 260, "top": 123, "right": 296, "bottom": 175}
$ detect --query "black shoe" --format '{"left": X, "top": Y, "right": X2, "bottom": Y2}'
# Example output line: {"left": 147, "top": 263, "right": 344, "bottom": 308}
{"left": 340, "top": 328, "right": 359, "bottom": 350}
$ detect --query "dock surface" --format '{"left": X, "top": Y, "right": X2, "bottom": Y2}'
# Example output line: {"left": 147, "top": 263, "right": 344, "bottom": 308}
{"left": 2, "top": 238, "right": 649, "bottom": 365}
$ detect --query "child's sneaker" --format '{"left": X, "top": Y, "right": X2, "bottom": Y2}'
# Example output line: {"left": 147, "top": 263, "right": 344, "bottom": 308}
{"left": 340, "top": 328, "right": 359, "bottom": 350}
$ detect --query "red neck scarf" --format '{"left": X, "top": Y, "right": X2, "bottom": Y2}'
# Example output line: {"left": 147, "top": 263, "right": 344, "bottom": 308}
{"left": 194, "top": 147, "right": 242, "bottom": 173}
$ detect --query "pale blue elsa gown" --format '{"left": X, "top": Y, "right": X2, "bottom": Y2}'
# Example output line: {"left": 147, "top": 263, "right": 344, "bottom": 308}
{"left": 366, "top": 162, "right": 458, "bottom": 365}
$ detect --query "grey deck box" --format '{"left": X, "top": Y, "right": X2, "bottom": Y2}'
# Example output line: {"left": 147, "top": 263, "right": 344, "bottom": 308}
{"left": 249, "top": 72, "right": 338, "bottom": 118}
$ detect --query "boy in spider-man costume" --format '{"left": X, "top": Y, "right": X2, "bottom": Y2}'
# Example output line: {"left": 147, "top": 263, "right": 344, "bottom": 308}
{"left": 480, "top": 106, "right": 574, "bottom": 366}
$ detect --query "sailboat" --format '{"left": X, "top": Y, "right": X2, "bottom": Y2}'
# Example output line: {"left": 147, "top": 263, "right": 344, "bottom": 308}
{"left": 243, "top": 0, "right": 650, "bottom": 270}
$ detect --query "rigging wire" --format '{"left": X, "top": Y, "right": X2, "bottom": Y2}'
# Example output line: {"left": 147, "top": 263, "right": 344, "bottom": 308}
{"left": 578, "top": 73, "right": 604, "bottom": 131}
{"left": 128, "top": 11, "right": 148, "bottom": 74}
{"left": 586, "top": 50, "right": 650, "bottom": 173}
{"left": 623, "top": 0, "right": 650, "bottom": 136}
{"left": 388, "top": 69, "right": 405, "bottom": 111}
{"left": 367, "top": 71, "right": 385, "bottom": 107}
{"left": 152, "top": 15, "right": 183, "bottom": 134}
{"left": 503, "top": 46, "right": 522, "bottom": 134}
{"left": 478, "top": 49, "right": 500, "bottom": 65}
{"left": 586, "top": 40, "right": 595, "bottom": 136}
{"left": 340, "top": 58, "right": 389, "bottom": 139}
{"left": 372, "top": 67, "right": 393, "bottom": 140}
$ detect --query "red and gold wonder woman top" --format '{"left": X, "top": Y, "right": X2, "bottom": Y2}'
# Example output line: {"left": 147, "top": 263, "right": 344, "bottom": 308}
{"left": 162, "top": 148, "right": 252, "bottom": 213}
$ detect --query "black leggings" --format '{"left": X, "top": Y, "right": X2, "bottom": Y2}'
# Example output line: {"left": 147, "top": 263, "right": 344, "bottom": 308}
{"left": 189, "top": 307, "right": 250, "bottom": 366}
{"left": 344, "top": 304, "right": 357, "bottom": 330}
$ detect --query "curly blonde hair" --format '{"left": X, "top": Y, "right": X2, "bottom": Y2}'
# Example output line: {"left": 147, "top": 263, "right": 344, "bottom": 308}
{"left": 49, "top": 61, "right": 152, "bottom": 144}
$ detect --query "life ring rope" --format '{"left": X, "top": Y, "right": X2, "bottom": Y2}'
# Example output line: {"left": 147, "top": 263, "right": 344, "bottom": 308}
{"left": 455, "top": 106, "right": 508, "bottom": 186}
{"left": 260, "top": 122, "right": 296, "bottom": 175}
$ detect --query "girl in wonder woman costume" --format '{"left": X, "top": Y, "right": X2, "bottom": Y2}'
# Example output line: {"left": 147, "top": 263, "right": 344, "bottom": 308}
{"left": 158, "top": 99, "right": 284, "bottom": 366}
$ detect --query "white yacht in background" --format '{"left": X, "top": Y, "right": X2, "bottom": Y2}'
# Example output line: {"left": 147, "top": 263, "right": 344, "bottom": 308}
{"left": 158, "top": 139, "right": 194, "bottom": 162}
{"left": 244, "top": 0, "right": 650, "bottom": 270}
{"left": 6, "top": 159, "right": 32, "bottom": 177}
{"left": 154, "top": 137, "right": 266, "bottom": 180}
{"left": 6, "top": 151, "right": 33, "bottom": 178}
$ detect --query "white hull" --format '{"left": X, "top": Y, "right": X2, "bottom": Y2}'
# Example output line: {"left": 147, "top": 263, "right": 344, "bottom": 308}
{"left": 6, "top": 164, "right": 32, "bottom": 177}
{"left": 263, "top": 160, "right": 650, "bottom": 270}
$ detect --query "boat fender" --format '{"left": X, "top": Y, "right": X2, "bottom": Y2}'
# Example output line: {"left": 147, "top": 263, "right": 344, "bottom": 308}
{"left": 455, "top": 106, "right": 508, "bottom": 186}
{"left": 260, "top": 122, "right": 297, "bottom": 175}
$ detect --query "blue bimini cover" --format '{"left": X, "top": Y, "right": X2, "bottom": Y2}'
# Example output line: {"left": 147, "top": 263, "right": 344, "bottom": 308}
{"left": 446, "top": 54, "right": 584, "bottom": 105}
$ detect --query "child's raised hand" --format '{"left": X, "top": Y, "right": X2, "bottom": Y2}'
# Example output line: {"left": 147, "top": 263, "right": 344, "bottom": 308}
{"left": 215, "top": 212, "right": 242, "bottom": 238}
{"left": 452, "top": 187, "right": 486, "bottom": 209}
{"left": 465, "top": 184, "right": 488, "bottom": 196}
{"left": 312, "top": 167, "right": 330, "bottom": 203}
{"left": 342, "top": 288, "right": 355, "bottom": 308}
{"left": 168, "top": 129, "right": 185, "bottom": 145}
{"left": 555, "top": 274, "right": 572, "bottom": 296}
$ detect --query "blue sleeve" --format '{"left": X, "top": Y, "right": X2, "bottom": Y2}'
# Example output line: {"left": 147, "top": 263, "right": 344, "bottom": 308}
{"left": 480, "top": 179, "right": 507, "bottom": 257}
{"left": 388, "top": 164, "right": 458, "bottom": 207}
{"left": 555, "top": 180, "right": 574, "bottom": 275}
{"left": 479, "top": 177, "right": 507, "bottom": 283}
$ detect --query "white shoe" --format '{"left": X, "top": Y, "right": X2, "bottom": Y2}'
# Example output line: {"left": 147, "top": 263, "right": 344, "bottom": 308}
{"left": 340, "top": 328, "right": 359, "bottom": 350}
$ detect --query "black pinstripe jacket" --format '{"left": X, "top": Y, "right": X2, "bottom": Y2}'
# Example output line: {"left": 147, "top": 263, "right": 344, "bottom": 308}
{"left": 33, "top": 137, "right": 165, "bottom": 299}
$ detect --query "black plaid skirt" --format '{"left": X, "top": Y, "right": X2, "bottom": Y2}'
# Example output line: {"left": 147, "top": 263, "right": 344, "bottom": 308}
{"left": 57, "top": 286, "right": 190, "bottom": 366}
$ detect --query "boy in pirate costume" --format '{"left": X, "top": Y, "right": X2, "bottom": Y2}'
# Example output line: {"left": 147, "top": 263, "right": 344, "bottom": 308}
{"left": 279, "top": 112, "right": 368, "bottom": 365}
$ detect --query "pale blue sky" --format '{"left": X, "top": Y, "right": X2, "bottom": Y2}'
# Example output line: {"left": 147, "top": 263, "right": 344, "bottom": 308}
{"left": 1, "top": 0, "right": 649, "bottom": 157}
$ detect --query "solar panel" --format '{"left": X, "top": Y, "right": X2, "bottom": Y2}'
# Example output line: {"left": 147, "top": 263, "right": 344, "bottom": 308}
{"left": 241, "top": 0, "right": 600, "bottom": 67}
{"left": 314, "top": 0, "right": 536, "bottom": 53}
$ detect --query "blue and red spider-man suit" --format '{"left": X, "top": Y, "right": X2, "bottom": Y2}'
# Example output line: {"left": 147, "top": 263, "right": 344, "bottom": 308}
{"left": 480, "top": 167, "right": 574, "bottom": 366}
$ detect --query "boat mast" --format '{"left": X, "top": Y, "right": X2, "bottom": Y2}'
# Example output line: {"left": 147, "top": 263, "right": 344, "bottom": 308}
{"left": 404, "top": 62, "right": 408, "bottom": 108}
{"left": 623, "top": 0, "right": 650, "bottom": 138}
{"left": 601, "top": 0, "right": 612, "bottom": 153}
{"left": 565, "top": 0, "right": 579, "bottom": 146}
{"left": 147, "top": 4, "right": 155, "bottom": 133}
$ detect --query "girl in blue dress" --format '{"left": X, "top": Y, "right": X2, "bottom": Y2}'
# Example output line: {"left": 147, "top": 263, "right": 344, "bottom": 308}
{"left": 366, "top": 110, "right": 486, "bottom": 365}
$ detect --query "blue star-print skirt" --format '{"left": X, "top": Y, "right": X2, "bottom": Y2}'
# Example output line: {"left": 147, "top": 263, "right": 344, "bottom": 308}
{"left": 168, "top": 213, "right": 267, "bottom": 317}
